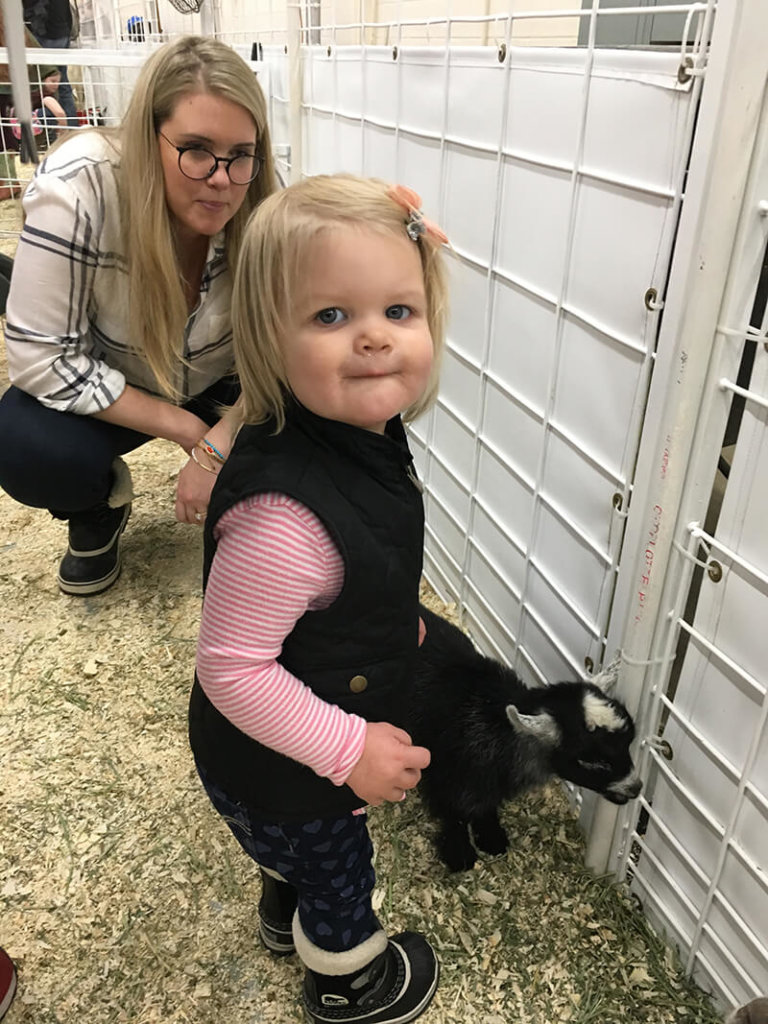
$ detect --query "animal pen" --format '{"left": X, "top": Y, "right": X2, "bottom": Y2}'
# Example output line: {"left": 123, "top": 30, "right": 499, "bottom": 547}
{"left": 1, "top": 0, "right": 767, "bottom": 1019}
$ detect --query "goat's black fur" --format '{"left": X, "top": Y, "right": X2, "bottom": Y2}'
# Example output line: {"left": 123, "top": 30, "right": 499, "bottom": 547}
{"left": 411, "top": 605, "right": 642, "bottom": 871}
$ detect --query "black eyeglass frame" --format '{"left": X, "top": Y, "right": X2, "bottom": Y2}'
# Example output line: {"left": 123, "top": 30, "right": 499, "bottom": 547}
{"left": 158, "top": 131, "right": 261, "bottom": 185}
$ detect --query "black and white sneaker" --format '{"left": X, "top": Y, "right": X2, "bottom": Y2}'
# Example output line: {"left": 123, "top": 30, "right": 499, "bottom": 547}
{"left": 303, "top": 931, "right": 439, "bottom": 1024}
{"left": 58, "top": 502, "right": 131, "bottom": 596}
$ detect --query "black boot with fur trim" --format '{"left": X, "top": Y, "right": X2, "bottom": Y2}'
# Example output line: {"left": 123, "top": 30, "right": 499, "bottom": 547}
{"left": 296, "top": 918, "right": 439, "bottom": 1024}
{"left": 57, "top": 457, "right": 134, "bottom": 596}
{"left": 258, "top": 868, "right": 297, "bottom": 955}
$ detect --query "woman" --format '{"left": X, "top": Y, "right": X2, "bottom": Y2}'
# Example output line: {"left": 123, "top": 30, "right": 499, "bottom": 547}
{"left": 0, "top": 35, "right": 277, "bottom": 594}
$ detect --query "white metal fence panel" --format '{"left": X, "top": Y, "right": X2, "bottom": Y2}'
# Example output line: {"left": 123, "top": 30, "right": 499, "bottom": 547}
{"left": 297, "top": 41, "right": 700, "bottom": 684}
{"left": 626, "top": 355, "right": 768, "bottom": 1009}
{"left": 595, "top": 1, "right": 768, "bottom": 1007}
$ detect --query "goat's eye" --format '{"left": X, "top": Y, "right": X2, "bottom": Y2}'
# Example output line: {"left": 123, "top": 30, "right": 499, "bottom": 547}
{"left": 577, "top": 759, "right": 612, "bottom": 772}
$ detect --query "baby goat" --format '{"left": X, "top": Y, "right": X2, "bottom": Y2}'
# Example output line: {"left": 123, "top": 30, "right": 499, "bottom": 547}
{"left": 410, "top": 605, "right": 642, "bottom": 871}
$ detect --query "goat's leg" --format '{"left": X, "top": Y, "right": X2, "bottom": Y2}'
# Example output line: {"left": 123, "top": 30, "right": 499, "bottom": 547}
{"left": 436, "top": 818, "right": 477, "bottom": 872}
{"left": 470, "top": 809, "right": 508, "bottom": 856}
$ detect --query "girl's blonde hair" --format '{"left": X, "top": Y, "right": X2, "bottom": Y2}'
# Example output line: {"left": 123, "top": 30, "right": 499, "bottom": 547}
{"left": 116, "top": 35, "right": 277, "bottom": 397}
{"left": 232, "top": 173, "right": 448, "bottom": 431}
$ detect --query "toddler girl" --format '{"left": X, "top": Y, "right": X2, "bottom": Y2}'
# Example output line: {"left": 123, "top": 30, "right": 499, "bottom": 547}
{"left": 189, "top": 173, "right": 448, "bottom": 1024}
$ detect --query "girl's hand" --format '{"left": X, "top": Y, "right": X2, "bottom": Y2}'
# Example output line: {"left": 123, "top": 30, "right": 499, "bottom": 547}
{"left": 175, "top": 456, "right": 217, "bottom": 525}
{"left": 345, "top": 722, "right": 430, "bottom": 806}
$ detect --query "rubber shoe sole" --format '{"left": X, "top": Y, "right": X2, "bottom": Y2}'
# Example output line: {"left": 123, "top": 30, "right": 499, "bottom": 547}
{"left": 58, "top": 504, "right": 131, "bottom": 596}
{"left": 259, "top": 918, "right": 295, "bottom": 956}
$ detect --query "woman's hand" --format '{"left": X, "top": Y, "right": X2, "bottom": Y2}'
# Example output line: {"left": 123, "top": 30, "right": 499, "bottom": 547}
{"left": 345, "top": 722, "right": 431, "bottom": 806}
{"left": 175, "top": 455, "right": 217, "bottom": 525}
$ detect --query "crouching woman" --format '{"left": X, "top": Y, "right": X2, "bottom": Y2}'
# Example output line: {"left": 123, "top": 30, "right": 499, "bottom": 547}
{"left": 0, "top": 35, "right": 276, "bottom": 594}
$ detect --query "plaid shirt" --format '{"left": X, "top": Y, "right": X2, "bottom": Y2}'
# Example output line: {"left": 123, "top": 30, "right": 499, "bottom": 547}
{"left": 4, "top": 131, "right": 236, "bottom": 414}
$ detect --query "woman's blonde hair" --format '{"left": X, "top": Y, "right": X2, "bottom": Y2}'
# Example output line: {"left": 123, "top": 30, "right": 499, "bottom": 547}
{"left": 117, "top": 35, "right": 277, "bottom": 397}
{"left": 232, "top": 173, "right": 448, "bottom": 430}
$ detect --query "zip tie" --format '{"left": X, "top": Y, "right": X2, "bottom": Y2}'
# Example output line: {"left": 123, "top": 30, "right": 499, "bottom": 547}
{"left": 644, "top": 736, "right": 674, "bottom": 761}
{"left": 617, "top": 650, "right": 675, "bottom": 669}
{"left": 673, "top": 534, "right": 711, "bottom": 569}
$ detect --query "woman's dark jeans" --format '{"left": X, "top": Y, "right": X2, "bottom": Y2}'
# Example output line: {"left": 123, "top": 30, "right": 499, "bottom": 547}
{"left": 0, "top": 376, "right": 240, "bottom": 514}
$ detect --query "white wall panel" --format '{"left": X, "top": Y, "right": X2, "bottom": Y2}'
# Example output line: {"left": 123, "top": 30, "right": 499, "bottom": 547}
{"left": 567, "top": 185, "right": 669, "bottom": 341}
{"left": 541, "top": 434, "right": 617, "bottom": 548}
{"left": 445, "top": 57, "right": 506, "bottom": 144}
{"left": 487, "top": 282, "right": 556, "bottom": 410}
{"left": 551, "top": 318, "right": 644, "bottom": 473}
{"left": 474, "top": 446, "right": 535, "bottom": 552}
{"left": 504, "top": 59, "right": 584, "bottom": 165}
{"left": 439, "top": 348, "right": 482, "bottom": 426}
{"left": 395, "top": 135, "right": 443, "bottom": 212}
{"left": 443, "top": 146, "right": 500, "bottom": 260}
{"left": 496, "top": 163, "right": 571, "bottom": 296}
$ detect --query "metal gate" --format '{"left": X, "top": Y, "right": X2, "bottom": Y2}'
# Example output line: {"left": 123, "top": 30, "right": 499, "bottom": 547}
{"left": 590, "top": 0, "right": 768, "bottom": 1008}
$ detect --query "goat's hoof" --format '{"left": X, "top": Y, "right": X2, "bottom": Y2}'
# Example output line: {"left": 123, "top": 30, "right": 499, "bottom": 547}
{"left": 444, "top": 851, "right": 478, "bottom": 873}
{"left": 437, "top": 838, "right": 477, "bottom": 873}
{"left": 473, "top": 827, "right": 508, "bottom": 856}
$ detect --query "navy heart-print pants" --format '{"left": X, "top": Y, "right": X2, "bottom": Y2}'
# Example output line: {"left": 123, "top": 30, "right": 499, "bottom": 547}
{"left": 196, "top": 765, "right": 378, "bottom": 953}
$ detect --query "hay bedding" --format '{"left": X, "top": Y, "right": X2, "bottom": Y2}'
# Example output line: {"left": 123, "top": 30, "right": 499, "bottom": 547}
{"left": 0, "top": 209, "right": 719, "bottom": 1023}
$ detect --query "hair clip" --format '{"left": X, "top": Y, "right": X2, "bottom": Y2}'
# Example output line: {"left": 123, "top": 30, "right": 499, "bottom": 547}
{"left": 386, "top": 184, "right": 449, "bottom": 246}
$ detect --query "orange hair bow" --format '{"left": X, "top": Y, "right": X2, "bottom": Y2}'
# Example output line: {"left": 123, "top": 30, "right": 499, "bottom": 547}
{"left": 386, "top": 184, "right": 449, "bottom": 246}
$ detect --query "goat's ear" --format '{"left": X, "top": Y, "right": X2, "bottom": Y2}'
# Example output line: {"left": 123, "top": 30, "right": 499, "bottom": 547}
{"left": 506, "top": 704, "right": 560, "bottom": 745}
{"left": 589, "top": 655, "right": 620, "bottom": 695}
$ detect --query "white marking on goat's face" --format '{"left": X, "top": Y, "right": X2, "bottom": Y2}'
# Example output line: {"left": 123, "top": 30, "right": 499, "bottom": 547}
{"left": 583, "top": 692, "right": 627, "bottom": 732}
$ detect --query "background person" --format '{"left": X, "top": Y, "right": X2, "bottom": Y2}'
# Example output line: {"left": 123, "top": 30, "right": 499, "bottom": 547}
{"left": 0, "top": 35, "right": 277, "bottom": 594}
{"left": 30, "top": 67, "right": 66, "bottom": 147}
{"left": 22, "top": 0, "right": 77, "bottom": 126}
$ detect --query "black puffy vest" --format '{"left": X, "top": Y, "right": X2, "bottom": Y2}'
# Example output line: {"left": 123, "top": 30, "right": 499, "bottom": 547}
{"left": 188, "top": 402, "right": 425, "bottom": 820}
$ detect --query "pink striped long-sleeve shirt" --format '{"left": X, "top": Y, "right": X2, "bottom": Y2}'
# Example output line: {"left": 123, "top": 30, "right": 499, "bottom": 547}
{"left": 196, "top": 492, "right": 368, "bottom": 786}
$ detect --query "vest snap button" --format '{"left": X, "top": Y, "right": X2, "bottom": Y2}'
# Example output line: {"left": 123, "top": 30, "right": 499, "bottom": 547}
{"left": 349, "top": 674, "right": 368, "bottom": 693}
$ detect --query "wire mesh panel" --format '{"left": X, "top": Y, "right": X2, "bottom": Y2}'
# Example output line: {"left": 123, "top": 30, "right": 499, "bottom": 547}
{"left": 602, "top": 3, "right": 768, "bottom": 1004}
{"left": 299, "top": 38, "right": 701, "bottom": 683}
{"left": 626, "top": 360, "right": 768, "bottom": 1007}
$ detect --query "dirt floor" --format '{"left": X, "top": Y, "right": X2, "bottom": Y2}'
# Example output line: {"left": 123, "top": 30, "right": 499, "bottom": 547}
{"left": 0, "top": 184, "right": 723, "bottom": 1024}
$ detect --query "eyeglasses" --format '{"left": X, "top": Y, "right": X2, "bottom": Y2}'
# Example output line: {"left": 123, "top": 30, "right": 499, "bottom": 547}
{"left": 158, "top": 131, "right": 261, "bottom": 185}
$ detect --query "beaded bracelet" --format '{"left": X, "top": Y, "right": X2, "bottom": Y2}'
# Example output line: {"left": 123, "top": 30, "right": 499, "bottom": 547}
{"left": 190, "top": 446, "right": 219, "bottom": 474}
{"left": 199, "top": 437, "right": 226, "bottom": 464}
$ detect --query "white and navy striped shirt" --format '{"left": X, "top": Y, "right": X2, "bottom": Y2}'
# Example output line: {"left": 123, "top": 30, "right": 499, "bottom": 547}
{"left": 4, "top": 130, "right": 236, "bottom": 414}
